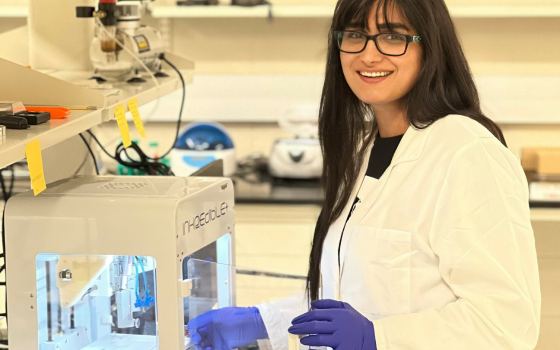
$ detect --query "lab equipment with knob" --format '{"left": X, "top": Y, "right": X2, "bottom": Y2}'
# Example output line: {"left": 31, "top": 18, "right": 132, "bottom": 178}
{"left": 4, "top": 176, "right": 236, "bottom": 350}
{"left": 76, "top": 0, "right": 167, "bottom": 83}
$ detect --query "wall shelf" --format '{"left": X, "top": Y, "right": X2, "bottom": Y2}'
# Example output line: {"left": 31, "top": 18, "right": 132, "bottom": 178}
{"left": 0, "top": 54, "right": 194, "bottom": 169}
{"left": 449, "top": 5, "right": 560, "bottom": 18}
{"left": 0, "top": 6, "right": 28, "bottom": 18}
{"left": 150, "top": 4, "right": 560, "bottom": 18}
{"left": 0, "top": 109, "right": 102, "bottom": 170}
{"left": 151, "top": 4, "right": 272, "bottom": 18}
{"left": 46, "top": 68, "right": 193, "bottom": 123}
{"left": 4, "top": 3, "right": 560, "bottom": 19}
{"left": 150, "top": 4, "right": 336, "bottom": 18}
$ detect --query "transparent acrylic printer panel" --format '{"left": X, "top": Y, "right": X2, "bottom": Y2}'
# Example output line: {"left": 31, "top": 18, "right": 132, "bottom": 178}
{"left": 183, "top": 259, "right": 235, "bottom": 349}
{"left": 36, "top": 254, "right": 158, "bottom": 350}
{"left": 182, "top": 234, "right": 235, "bottom": 349}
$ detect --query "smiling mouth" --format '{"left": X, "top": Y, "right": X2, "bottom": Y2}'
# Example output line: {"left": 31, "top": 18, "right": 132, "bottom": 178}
{"left": 358, "top": 71, "right": 394, "bottom": 78}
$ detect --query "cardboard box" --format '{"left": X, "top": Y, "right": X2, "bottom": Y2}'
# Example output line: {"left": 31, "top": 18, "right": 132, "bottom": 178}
{"left": 522, "top": 148, "right": 560, "bottom": 175}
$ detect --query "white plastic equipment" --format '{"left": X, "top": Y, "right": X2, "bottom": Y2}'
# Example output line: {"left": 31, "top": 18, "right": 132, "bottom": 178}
{"left": 171, "top": 122, "right": 237, "bottom": 177}
{"left": 269, "top": 105, "right": 323, "bottom": 179}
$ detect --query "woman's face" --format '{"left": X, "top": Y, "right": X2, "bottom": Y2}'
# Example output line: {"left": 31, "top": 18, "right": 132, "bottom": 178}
{"left": 340, "top": 5, "right": 423, "bottom": 108}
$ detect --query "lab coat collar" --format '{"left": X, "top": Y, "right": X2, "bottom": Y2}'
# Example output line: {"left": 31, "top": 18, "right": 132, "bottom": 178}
{"left": 390, "top": 123, "right": 430, "bottom": 166}
{"left": 366, "top": 122, "right": 430, "bottom": 168}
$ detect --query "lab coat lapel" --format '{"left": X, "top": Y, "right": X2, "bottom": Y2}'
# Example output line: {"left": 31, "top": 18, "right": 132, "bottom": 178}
{"left": 339, "top": 124, "right": 429, "bottom": 279}
{"left": 322, "top": 136, "right": 375, "bottom": 301}
{"left": 327, "top": 140, "right": 375, "bottom": 236}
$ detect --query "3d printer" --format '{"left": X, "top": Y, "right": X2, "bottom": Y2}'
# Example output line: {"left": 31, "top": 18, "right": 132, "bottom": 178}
{"left": 4, "top": 176, "right": 235, "bottom": 350}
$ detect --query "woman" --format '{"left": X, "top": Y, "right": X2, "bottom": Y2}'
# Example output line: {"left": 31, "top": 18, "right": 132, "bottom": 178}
{"left": 188, "top": 0, "right": 541, "bottom": 349}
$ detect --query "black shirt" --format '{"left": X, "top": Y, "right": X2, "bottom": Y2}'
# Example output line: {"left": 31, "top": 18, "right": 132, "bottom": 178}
{"left": 338, "top": 130, "right": 405, "bottom": 265}
{"left": 366, "top": 130, "right": 405, "bottom": 179}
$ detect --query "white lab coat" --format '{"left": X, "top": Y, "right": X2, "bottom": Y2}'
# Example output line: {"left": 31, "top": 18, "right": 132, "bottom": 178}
{"left": 256, "top": 114, "right": 541, "bottom": 350}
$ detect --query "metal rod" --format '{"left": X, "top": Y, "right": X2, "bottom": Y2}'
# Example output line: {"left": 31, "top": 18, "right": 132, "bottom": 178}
{"left": 57, "top": 303, "right": 62, "bottom": 333}
{"left": 45, "top": 261, "right": 52, "bottom": 342}
{"left": 236, "top": 269, "right": 307, "bottom": 280}
{"left": 70, "top": 306, "right": 75, "bottom": 329}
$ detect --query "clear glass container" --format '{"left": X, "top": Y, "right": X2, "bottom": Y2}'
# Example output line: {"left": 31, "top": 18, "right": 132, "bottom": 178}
{"left": 90, "top": 25, "right": 134, "bottom": 81}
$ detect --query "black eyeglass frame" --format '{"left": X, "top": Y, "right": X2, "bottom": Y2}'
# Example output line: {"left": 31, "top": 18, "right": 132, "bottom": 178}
{"left": 335, "top": 30, "right": 422, "bottom": 57}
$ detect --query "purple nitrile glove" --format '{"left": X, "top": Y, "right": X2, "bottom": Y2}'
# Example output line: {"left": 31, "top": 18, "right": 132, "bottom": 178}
{"left": 288, "top": 299, "right": 377, "bottom": 350}
{"left": 187, "top": 306, "right": 268, "bottom": 350}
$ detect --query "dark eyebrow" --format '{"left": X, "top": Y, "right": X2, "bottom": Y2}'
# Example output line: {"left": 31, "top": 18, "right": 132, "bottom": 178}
{"left": 344, "top": 21, "right": 411, "bottom": 33}
{"left": 377, "top": 22, "right": 410, "bottom": 32}
{"left": 345, "top": 22, "right": 367, "bottom": 31}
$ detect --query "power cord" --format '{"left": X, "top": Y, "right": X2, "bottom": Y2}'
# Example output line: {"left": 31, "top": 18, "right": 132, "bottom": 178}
{"left": 0, "top": 165, "right": 16, "bottom": 347}
{"left": 86, "top": 130, "right": 116, "bottom": 161}
{"left": 79, "top": 134, "right": 99, "bottom": 176}
{"left": 115, "top": 142, "right": 174, "bottom": 176}
{"left": 157, "top": 55, "right": 186, "bottom": 160}
{"left": 0, "top": 164, "right": 20, "bottom": 342}
{"left": 1, "top": 197, "right": 8, "bottom": 337}
{"left": 86, "top": 131, "right": 174, "bottom": 176}
{"left": 0, "top": 167, "right": 15, "bottom": 202}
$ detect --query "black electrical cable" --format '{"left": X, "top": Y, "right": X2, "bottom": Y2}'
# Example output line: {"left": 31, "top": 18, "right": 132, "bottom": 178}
{"left": 79, "top": 134, "right": 99, "bottom": 176}
{"left": 86, "top": 130, "right": 117, "bottom": 160}
{"left": 156, "top": 56, "right": 186, "bottom": 160}
{"left": 0, "top": 174, "right": 6, "bottom": 202}
{"left": 2, "top": 166, "right": 14, "bottom": 202}
{"left": 87, "top": 130, "right": 173, "bottom": 176}
{"left": 115, "top": 142, "right": 174, "bottom": 176}
{"left": 2, "top": 203, "right": 8, "bottom": 328}
{"left": 0, "top": 170, "right": 8, "bottom": 330}
{"left": 8, "top": 167, "right": 13, "bottom": 200}
{"left": 0, "top": 166, "right": 13, "bottom": 202}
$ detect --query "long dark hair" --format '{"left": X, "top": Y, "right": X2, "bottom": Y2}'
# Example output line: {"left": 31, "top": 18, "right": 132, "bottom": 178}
{"left": 307, "top": 0, "right": 507, "bottom": 301}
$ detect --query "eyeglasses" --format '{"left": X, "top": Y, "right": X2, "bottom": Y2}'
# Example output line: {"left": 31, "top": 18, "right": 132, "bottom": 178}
{"left": 335, "top": 30, "right": 422, "bottom": 56}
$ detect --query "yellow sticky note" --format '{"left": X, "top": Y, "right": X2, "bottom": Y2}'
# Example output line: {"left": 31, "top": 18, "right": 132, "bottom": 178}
{"left": 114, "top": 104, "right": 132, "bottom": 148}
{"left": 128, "top": 98, "right": 147, "bottom": 138}
{"left": 25, "top": 139, "right": 47, "bottom": 196}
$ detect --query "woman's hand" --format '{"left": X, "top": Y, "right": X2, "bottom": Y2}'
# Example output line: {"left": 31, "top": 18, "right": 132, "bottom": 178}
{"left": 288, "top": 300, "right": 377, "bottom": 350}
{"left": 187, "top": 306, "right": 268, "bottom": 350}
